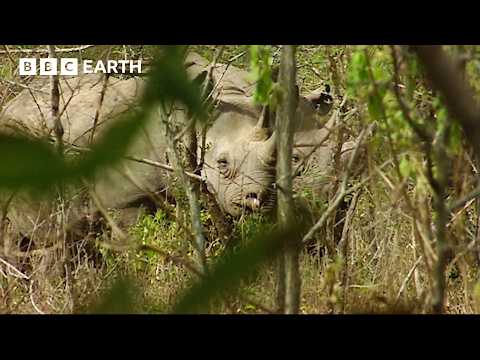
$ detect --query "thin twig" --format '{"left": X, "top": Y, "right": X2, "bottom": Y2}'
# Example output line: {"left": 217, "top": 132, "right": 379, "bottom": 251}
{"left": 0, "top": 78, "right": 50, "bottom": 94}
{"left": 138, "top": 243, "right": 275, "bottom": 313}
{"left": 48, "top": 45, "right": 64, "bottom": 152}
{"left": 302, "top": 124, "right": 374, "bottom": 245}
{"left": 395, "top": 255, "right": 423, "bottom": 304}
{"left": 0, "top": 45, "right": 95, "bottom": 54}
{"left": 448, "top": 184, "right": 480, "bottom": 213}
{"left": 68, "top": 144, "right": 203, "bottom": 182}
{"left": 0, "top": 257, "right": 29, "bottom": 279}
{"left": 29, "top": 280, "right": 45, "bottom": 314}
{"left": 390, "top": 45, "right": 433, "bottom": 143}
{"left": 161, "top": 106, "right": 207, "bottom": 274}
{"left": 412, "top": 45, "right": 480, "bottom": 161}
{"left": 87, "top": 72, "right": 109, "bottom": 144}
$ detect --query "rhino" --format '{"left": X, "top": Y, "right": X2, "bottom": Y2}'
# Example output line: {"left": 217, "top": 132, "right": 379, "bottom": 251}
{"left": 0, "top": 51, "right": 351, "bottom": 247}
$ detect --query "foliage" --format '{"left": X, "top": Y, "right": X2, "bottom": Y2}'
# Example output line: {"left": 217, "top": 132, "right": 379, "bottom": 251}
{"left": 86, "top": 276, "right": 139, "bottom": 314}
{"left": 173, "top": 222, "right": 302, "bottom": 313}
{"left": 3, "top": 45, "right": 480, "bottom": 314}
{"left": 249, "top": 45, "right": 276, "bottom": 106}
{"left": 0, "top": 46, "right": 206, "bottom": 193}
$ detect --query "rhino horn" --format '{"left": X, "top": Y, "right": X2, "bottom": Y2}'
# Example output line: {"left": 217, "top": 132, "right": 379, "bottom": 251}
{"left": 251, "top": 105, "right": 273, "bottom": 141}
{"left": 255, "top": 105, "right": 270, "bottom": 129}
{"left": 264, "top": 130, "right": 277, "bottom": 156}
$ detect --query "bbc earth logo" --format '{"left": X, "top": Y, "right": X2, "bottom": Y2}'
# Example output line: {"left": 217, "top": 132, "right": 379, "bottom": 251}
{"left": 19, "top": 58, "right": 142, "bottom": 76}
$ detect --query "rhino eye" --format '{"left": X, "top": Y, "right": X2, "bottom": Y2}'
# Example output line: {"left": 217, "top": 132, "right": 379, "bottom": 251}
{"left": 292, "top": 154, "right": 301, "bottom": 163}
{"left": 217, "top": 157, "right": 229, "bottom": 171}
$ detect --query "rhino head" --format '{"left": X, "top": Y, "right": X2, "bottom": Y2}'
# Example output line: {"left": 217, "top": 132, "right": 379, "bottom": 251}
{"left": 203, "top": 105, "right": 276, "bottom": 217}
{"left": 202, "top": 87, "right": 334, "bottom": 217}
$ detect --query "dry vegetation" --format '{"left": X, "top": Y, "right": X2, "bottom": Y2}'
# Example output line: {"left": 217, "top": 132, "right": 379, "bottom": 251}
{"left": 1, "top": 45, "right": 480, "bottom": 314}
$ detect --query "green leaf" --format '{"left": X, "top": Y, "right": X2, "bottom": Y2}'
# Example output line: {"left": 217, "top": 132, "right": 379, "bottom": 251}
{"left": 0, "top": 45, "right": 207, "bottom": 192}
{"left": 368, "top": 93, "right": 384, "bottom": 120}
{"left": 74, "top": 108, "right": 150, "bottom": 179}
{"left": 172, "top": 222, "right": 304, "bottom": 314}
{"left": 0, "top": 134, "right": 69, "bottom": 190}
{"left": 346, "top": 50, "right": 369, "bottom": 97}
{"left": 85, "top": 276, "right": 139, "bottom": 314}
{"left": 143, "top": 46, "right": 207, "bottom": 121}
{"left": 352, "top": 52, "right": 369, "bottom": 82}
{"left": 399, "top": 156, "right": 412, "bottom": 178}
{"left": 449, "top": 121, "right": 462, "bottom": 154}
{"left": 249, "top": 45, "right": 273, "bottom": 105}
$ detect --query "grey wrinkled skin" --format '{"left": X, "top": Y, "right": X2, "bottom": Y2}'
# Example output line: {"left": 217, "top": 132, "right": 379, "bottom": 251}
{"left": 200, "top": 76, "right": 342, "bottom": 217}
{"left": 201, "top": 96, "right": 337, "bottom": 217}
{"left": 203, "top": 119, "right": 277, "bottom": 217}
{"left": 0, "top": 52, "right": 352, "bottom": 244}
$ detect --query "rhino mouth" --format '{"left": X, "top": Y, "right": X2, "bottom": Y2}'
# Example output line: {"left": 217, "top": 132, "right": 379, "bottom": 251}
{"left": 231, "top": 188, "right": 276, "bottom": 216}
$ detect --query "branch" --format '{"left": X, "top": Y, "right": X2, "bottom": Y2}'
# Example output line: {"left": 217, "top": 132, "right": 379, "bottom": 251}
{"left": 124, "top": 155, "right": 203, "bottom": 182}
{"left": 0, "top": 78, "right": 49, "bottom": 94}
{"left": 138, "top": 243, "right": 275, "bottom": 313}
{"left": 0, "top": 45, "right": 95, "bottom": 54}
{"left": 394, "top": 255, "right": 423, "bottom": 304}
{"left": 411, "top": 45, "right": 480, "bottom": 160}
{"left": 68, "top": 144, "right": 203, "bottom": 182}
{"left": 161, "top": 107, "right": 207, "bottom": 274}
{"left": 448, "top": 183, "right": 480, "bottom": 213}
{"left": 89, "top": 73, "right": 111, "bottom": 144}
{"left": 275, "top": 45, "right": 300, "bottom": 314}
{"left": 48, "top": 45, "right": 64, "bottom": 152}
{"left": 390, "top": 45, "right": 433, "bottom": 143}
{"left": 0, "top": 256, "right": 29, "bottom": 280}
{"left": 302, "top": 124, "right": 374, "bottom": 245}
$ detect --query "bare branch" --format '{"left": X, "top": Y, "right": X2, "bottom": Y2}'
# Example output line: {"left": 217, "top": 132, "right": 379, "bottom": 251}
{"left": 125, "top": 155, "right": 203, "bottom": 182}
{"left": 0, "top": 256, "right": 29, "bottom": 280}
{"left": 68, "top": 144, "right": 203, "bottom": 182}
{"left": 138, "top": 243, "right": 275, "bottom": 313}
{"left": 275, "top": 45, "right": 300, "bottom": 314}
{"left": 395, "top": 255, "right": 423, "bottom": 304}
{"left": 89, "top": 74, "right": 111, "bottom": 144}
{"left": 302, "top": 124, "right": 374, "bottom": 245}
{"left": 29, "top": 280, "right": 45, "bottom": 314}
{"left": 390, "top": 45, "right": 433, "bottom": 143}
{"left": 0, "top": 45, "right": 95, "bottom": 54}
{"left": 161, "top": 107, "right": 207, "bottom": 274}
{"left": 411, "top": 45, "right": 480, "bottom": 160}
{"left": 48, "top": 45, "right": 64, "bottom": 152}
{"left": 0, "top": 78, "right": 49, "bottom": 94}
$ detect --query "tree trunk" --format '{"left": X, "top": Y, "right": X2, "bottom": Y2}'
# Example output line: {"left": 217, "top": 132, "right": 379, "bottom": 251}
{"left": 275, "top": 45, "right": 301, "bottom": 314}
{"left": 163, "top": 112, "right": 207, "bottom": 275}
{"left": 48, "top": 45, "right": 75, "bottom": 313}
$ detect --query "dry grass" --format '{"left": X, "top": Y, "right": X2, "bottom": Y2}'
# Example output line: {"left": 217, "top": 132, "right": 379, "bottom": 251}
{"left": 1, "top": 189, "right": 479, "bottom": 314}
{"left": 1, "top": 45, "right": 480, "bottom": 314}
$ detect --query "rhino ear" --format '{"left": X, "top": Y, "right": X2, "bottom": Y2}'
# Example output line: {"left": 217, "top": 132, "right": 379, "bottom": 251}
{"left": 193, "top": 70, "right": 214, "bottom": 100}
{"left": 306, "top": 86, "right": 333, "bottom": 116}
{"left": 255, "top": 86, "right": 299, "bottom": 132}
{"left": 193, "top": 70, "right": 208, "bottom": 86}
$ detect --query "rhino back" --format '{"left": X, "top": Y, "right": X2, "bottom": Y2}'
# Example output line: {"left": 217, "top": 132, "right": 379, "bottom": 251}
{"left": 1, "top": 74, "right": 145, "bottom": 146}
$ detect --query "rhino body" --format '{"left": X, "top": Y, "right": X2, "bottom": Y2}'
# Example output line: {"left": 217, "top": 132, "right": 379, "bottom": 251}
{"left": 0, "top": 52, "right": 347, "bottom": 243}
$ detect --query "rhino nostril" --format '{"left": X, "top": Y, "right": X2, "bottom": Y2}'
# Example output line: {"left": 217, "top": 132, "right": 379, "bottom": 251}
{"left": 244, "top": 193, "right": 261, "bottom": 211}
